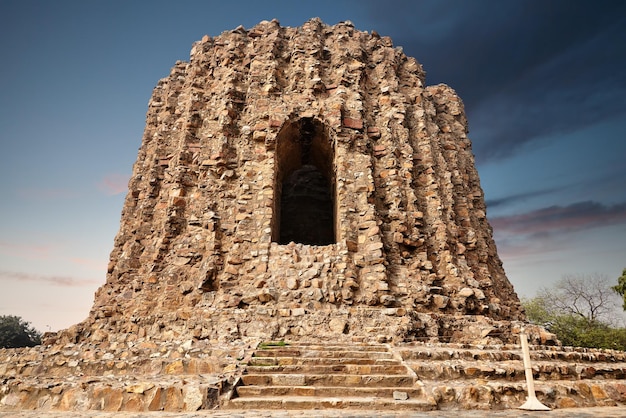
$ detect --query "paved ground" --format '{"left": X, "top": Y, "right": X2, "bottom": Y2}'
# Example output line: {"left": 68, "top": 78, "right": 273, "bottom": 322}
{"left": 1, "top": 407, "right": 625, "bottom": 418}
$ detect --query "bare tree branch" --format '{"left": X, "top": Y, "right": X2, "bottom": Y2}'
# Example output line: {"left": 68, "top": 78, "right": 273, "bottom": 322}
{"left": 537, "top": 273, "right": 621, "bottom": 326}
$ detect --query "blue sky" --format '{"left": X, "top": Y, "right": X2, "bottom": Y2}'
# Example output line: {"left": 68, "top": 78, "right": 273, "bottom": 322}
{"left": 1, "top": 0, "right": 625, "bottom": 332}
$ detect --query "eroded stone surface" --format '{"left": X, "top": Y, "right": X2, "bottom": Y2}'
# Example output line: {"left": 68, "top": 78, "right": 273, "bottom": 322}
{"left": 44, "top": 18, "right": 528, "bottom": 347}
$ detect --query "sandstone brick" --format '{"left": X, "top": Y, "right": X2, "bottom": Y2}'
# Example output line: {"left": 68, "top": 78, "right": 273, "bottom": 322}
{"left": 343, "top": 117, "right": 364, "bottom": 130}
{"left": 592, "top": 384, "right": 609, "bottom": 400}
{"left": 163, "top": 387, "right": 184, "bottom": 411}
{"left": 557, "top": 397, "right": 578, "bottom": 408}
{"left": 183, "top": 386, "right": 204, "bottom": 411}
{"left": 164, "top": 360, "right": 184, "bottom": 374}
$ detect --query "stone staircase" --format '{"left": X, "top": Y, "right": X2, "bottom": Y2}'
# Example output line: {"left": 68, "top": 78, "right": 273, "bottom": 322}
{"left": 3, "top": 339, "right": 626, "bottom": 412}
{"left": 226, "top": 342, "right": 436, "bottom": 410}
{"left": 226, "top": 341, "right": 626, "bottom": 411}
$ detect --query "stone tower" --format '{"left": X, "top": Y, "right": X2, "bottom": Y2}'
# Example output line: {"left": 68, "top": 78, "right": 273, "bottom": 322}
{"left": 59, "top": 19, "right": 525, "bottom": 345}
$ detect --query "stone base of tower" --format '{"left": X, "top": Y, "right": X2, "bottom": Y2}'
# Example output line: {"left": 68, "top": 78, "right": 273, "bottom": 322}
{"left": 46, "top": 307, "right": 556, "bottom": 348}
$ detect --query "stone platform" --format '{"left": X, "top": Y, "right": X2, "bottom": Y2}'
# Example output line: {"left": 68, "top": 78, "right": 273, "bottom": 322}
{"left": 2, "top": 338, "right": 626, "bottom": 413}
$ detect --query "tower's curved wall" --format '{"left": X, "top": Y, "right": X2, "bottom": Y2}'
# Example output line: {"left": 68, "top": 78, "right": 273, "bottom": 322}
{"left": 60, "top": 19, "right": 524, "bottom": 344}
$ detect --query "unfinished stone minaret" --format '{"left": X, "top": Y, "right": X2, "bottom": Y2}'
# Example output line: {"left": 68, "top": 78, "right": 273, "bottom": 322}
{"left": 60, "top": 18, "right": 525, "bottom": 345}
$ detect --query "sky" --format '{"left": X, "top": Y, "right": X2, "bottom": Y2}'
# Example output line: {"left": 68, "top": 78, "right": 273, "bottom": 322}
{"left": 1, "top": 0, "right": 625, "bottom": 332}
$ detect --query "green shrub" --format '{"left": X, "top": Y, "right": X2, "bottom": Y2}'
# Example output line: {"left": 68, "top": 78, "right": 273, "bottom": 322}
{"left": 0, "top": 315, "right": 41, "bottom": 348}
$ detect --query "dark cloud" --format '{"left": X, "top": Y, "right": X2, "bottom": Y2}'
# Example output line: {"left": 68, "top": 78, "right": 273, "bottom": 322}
{"left": 486, "top": 187, "right": 561, "bottom": 210}
{"left": 0, "top": 271, "right": 99, "bottom": 287}
{"left": 491, "top": 200, "right": 626, "bottom": 263}
{"left": 468, "top": 18, "right": 626, "bottom": 162}
{"left": 364, "top": 0, "right": 626, "bottom": 162}
{"left": 490, "top": 200, "right": 626, "bottom": 238}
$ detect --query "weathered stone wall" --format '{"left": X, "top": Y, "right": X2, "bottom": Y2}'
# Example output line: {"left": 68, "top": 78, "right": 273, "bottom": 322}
{"left": 55, "top": 18, "right": 524, "bottom": 345}
{"left": 0, "top": 340, "right": 241, "bottom": 411}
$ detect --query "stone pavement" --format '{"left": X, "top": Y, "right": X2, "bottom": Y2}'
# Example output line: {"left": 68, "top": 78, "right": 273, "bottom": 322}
{"left": 1, "top": 407, "right": 625, "bottom": 418}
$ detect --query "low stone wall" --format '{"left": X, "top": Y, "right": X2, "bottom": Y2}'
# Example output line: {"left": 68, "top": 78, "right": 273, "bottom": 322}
{"left": 0, "top": 339, "right": 248, "bottom": 412}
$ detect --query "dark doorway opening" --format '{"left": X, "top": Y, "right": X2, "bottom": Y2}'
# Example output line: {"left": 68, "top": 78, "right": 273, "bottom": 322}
{"left": 272, "top": 118, "right": 335, "bottom": 245}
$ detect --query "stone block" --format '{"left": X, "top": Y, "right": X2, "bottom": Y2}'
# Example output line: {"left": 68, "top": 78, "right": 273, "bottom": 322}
{"left": 343, "top": 117, "right": 363, "bottom": 130}
{"left": 393, "top": 391, "right": 409, "bottom": 400}
{"left": 458, "top": 288, "right": 474, "bottom": 298}
{"left": 183, "top": 386, "right": 204, "bottom": 411}
{"left": 291, "top": 307, "right": 306, "bottom": 316}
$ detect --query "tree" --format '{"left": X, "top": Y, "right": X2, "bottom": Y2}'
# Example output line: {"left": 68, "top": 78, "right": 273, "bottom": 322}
{"left": 522, "top": 273, "right": 626, "bottom": 350}
{"left": 537, "top": 273, "right": 620, "bottom": 326}
{"left": 612, "top": 268, "right": 626, "bottom": 310}
{"left": 0, "top": 315, "right": 42, "bottom": 348}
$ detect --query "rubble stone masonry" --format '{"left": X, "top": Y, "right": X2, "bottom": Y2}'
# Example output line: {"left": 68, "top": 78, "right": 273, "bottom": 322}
{"left": 53, "top": 18, "right": 529, "bottom": 346}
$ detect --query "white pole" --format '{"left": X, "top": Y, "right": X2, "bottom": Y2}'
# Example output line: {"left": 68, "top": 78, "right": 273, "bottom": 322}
{"left": 518, "top": 330, "right": 550, "bottom": 411}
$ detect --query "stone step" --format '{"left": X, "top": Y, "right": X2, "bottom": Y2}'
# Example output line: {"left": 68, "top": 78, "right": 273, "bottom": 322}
{"left": 531, "top": 350, "right": 626, "bottom": 363}
{"left": 253, "top": 348, "right": 393, "bottom": 359}
{"left": 226, "top": 395, "right": 437, "bottom": 411}
{"left": 419, "top": 379, "right": 626, "bottom": 410}
{"left": 5, "top": 356, "right": 227, "bottom": 378}
{"left": 261, "top": 343, "right": 389, "bottom": 352}
{"left": 240, "top": 373, "right": 415, "bottom": 387}
{"left": 397, "top": 345, "right": 626, "bottom": 363}
{"left": 236, "top": 385, "right": 426, "bottom": 399}
{"left": 407, "top": 361, "right": 626, "bottom": 381}
{"left": 248, "top": 356, "right": 400, "bottom": 366}
{"left": 408, "top": 361, "right": 524, "bottom": 381}
{"left": 397, "top": 347, "right": 522, "bottom": 362}
{"left": 245, "top": 363, "right": 409, "bottom": 375}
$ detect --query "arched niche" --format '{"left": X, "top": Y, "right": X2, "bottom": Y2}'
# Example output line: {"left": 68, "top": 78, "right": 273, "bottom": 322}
{"left": 272, "top": 117, "right": 335, "bottom": 245}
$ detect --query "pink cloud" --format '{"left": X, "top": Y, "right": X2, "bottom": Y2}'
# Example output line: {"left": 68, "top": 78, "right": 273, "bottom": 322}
{"left": 490, "top": 200, "right": 626, "bottom": 260}
{"left": 98, "top": 173, "right": 129, "bottom": 195}
{"left": 0, "top": 241, "right": 54, "bottom": 260}
{"left": 495, "top": 236, "right": 564, "bottom": 261}
{"left": 70, "top": 257, "right": 107, "bottom": 272}
{"left": 491, "top": 201, "right": 626, "bottom": 237}
{"left": 0, "top": 270, "right": 101, "bottom": 287}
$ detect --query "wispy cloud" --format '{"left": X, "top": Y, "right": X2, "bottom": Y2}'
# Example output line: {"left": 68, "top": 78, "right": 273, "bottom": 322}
{"left": 491, "top": 201, "right": 626, "bottom": 262}
{"left": 0, "top": 241, "right": 54, "bottom": 260}
{"left": 0, "top": 270, "right": 100, "bottom": 287}
{"left": 98, "top": 173, "right": 129, "bottom": 195}
{"left": 491, "top": 201, "right": 626, "bottom": 238}
{"left": 495, "top": 236, "right": 565, "bottom": 263}
{"left": 486, "top": 187, "right": 561, "bottom": 210}
{"left": 70, "top": 257, "right": 107, "bottom": 272}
